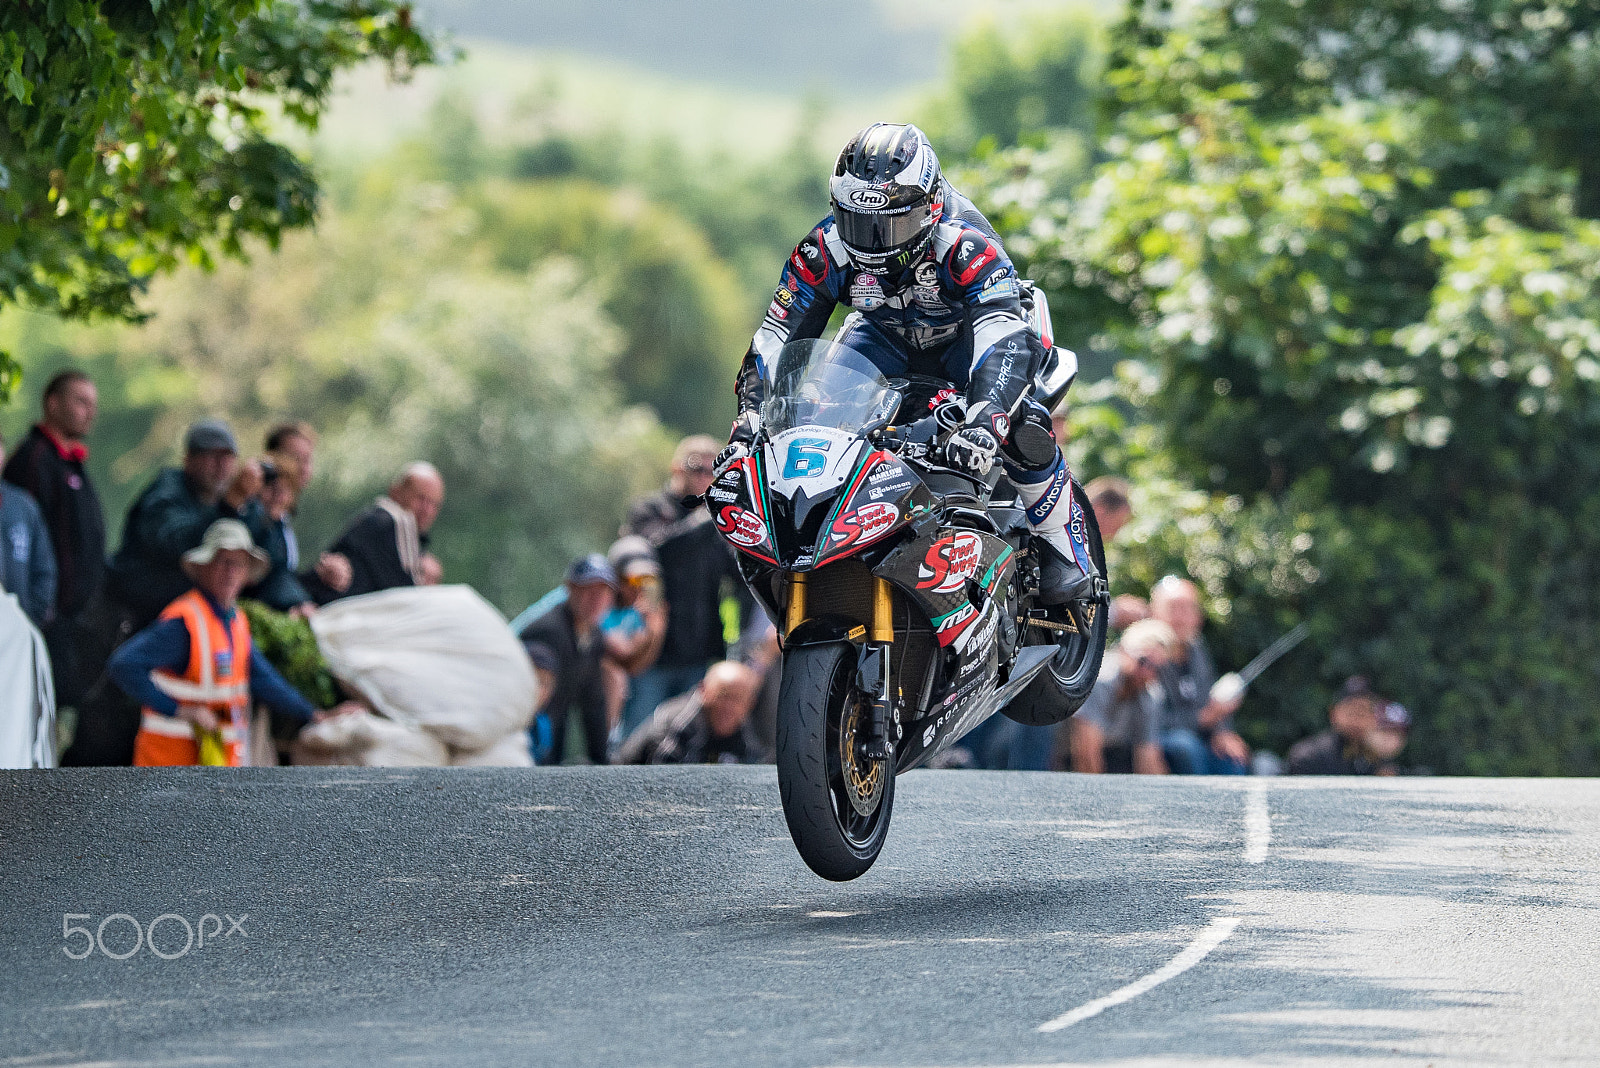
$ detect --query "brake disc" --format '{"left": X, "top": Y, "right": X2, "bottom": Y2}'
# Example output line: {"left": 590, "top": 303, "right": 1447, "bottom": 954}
{"left": 838, "top": 696, "right": 886, "bottom": 817}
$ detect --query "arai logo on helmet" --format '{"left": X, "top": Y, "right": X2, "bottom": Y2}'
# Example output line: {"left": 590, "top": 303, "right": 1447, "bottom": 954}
{"left": 847, "top": 188, "right": 891, "bottom": 210}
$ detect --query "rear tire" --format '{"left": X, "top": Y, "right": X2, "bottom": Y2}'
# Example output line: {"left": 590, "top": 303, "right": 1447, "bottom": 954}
{"left": 1004, "top": 480, "right": 1109, "bottom": 726}
{"left": 776, "top": 642, "right": 895, "bottom": 881}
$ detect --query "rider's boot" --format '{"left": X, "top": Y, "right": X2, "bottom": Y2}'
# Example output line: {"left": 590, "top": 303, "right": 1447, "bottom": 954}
{"left": 1012, "top": 457, "right": 1100, "bottom": 606}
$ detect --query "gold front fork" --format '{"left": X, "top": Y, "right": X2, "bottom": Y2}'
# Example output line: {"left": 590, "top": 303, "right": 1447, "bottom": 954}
{"left": 871, "top": 575, "right": 894, "bottom": 644}
{"left": 785, "top": 571, "right": 808, "bottom": 637}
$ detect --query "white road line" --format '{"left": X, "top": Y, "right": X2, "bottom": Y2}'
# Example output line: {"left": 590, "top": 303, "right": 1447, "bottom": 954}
{"left": 1243, "top": 780, "right": 1270, "bottom": 864}
{"left": 1036, "top": 917, "right": 1242, "bottom": 1033}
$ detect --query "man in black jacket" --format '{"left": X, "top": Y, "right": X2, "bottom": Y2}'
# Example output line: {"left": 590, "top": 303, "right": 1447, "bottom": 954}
{"left": 618, "top": 435, "right": 745, "bottom": 735}
{"left": 2, "top": 370, "right": 105, "bottom": 705}
{"left": 303, "top": 462, "right": 444, "bottom": 604}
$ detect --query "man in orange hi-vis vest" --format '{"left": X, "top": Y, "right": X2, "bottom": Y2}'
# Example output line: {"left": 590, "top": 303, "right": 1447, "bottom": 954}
{"left": 108, "top": 519, "right": 359, "bottom": 766}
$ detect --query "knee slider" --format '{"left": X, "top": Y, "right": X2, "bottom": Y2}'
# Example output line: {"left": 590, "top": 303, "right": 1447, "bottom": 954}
{"left": 1001, "top": 405, "right": 1058, "bottom": 472}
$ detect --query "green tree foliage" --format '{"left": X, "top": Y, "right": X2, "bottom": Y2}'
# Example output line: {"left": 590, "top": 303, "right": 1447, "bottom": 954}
{"left": 2, "top": 174, "right": 674, "bottom": 615}
{"left": 0, "top": 0, "right": 439, "bottom": 398}
{"left": 1005, "top": 0, "right": 1600, "bottom": 773}
{"left": 923, "top": 8, "right": 1103, "bottom": 159}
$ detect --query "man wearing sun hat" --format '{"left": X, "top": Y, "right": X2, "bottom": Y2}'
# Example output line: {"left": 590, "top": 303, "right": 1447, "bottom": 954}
{"left": 108, "top": 519, "right": 359, "bottom": 767}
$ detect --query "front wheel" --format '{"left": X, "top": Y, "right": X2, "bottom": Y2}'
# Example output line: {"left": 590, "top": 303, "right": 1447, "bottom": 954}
{"left": 776, "top": 642, "right": 895, "bottom": 881}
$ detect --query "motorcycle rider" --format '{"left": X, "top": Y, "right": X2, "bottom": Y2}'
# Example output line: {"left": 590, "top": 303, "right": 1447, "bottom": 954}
{"left": 717, "top": 122, "right": 1099, "bottom": 604}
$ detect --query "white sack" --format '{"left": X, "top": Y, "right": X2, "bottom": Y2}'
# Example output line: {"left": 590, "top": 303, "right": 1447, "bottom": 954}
{"left": 0, "top": 592, "right": 56, "bottom": 769}
{"left": 310, "top": 585, "right": 538, "bottom": 751}
{"left": 291, "top": 708, "right": 450, "bottom": 766}
{"left": 448, "top": 731, "right": 533, "bottom": 767}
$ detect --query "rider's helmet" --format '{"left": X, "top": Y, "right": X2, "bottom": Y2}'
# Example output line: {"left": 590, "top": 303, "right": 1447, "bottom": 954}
{"left": 829, "top": 123, "right": 943, "bottom": 275}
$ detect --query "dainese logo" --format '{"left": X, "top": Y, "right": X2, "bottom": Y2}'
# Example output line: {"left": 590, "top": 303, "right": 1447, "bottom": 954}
{"left": 917, "top": 531, "right": 984, "bottom": 593}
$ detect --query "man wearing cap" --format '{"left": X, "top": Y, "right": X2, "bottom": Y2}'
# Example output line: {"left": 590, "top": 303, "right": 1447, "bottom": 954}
{"left": 1287, "top": 676, "right": 1411, "bottom": 775}
{"left": 519, "top": 553, "right": 617, "bottom": 765}
{"left": 106, "top": 418, "right": 264, "bottom": 629}
{"left": 108, "top": 520, "right": 358, "bottom": 767}
{"left": 619, "top": 434, "right": 747, "bottom": 734}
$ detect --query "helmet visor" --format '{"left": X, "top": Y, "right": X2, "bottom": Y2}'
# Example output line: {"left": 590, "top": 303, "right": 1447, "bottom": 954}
{"left": 834, "top": 206, "right": 928, "bottom": 256}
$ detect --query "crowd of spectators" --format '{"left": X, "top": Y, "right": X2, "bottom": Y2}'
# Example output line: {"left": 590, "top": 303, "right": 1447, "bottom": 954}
{"left": 1, "top": 369, "right": 1408, "bottom": 774}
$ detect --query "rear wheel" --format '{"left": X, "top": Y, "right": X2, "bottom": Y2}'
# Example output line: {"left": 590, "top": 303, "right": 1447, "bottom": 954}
{"left": 1004, "top": 480, "right": 1109, "bottom": 726}
{"left": 776, "top": 642, "right": 895, "bottom": 881}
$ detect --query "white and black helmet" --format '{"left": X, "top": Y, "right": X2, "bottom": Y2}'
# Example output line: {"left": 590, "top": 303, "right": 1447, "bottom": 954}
{"left": 829, "top": 123, "right": 944, "bottom": 273}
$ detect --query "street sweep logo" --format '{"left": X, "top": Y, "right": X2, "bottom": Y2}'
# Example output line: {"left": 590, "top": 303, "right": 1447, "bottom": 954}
{"left": 62, "top": 912, "right": 248, "bottom": 960}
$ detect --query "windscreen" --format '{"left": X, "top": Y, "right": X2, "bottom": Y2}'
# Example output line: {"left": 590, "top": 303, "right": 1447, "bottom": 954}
{"left": 761, "top": 339, "right": 898, "bottom": 436}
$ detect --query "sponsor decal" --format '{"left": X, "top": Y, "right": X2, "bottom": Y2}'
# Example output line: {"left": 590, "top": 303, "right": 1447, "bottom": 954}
{"left": 707, "top": 487, "right": 737, "bottom": 504}
{"left": 847, "top": 187, "right": 891, "bottom": 210}
{"left": 791, "top": 234, "right": 829, "bottom": 285}
{"left": 933, "top": 601, "right": 979, "bottom": 647}
{"left": 715, "top": 506, "right": 769, "bottom": 548}
{"left": 773, "top": 287, "right": 794, "bottom": 308}
{"left": 785, "top": 277, "right": 799, "bottom": 293}
{"left": 767, "top": 300, "right": 788, "bottom": 320}
{"left": 991, "top": 412, "right": 1011, "bottom": 440}
{"left": 977, "top": 276, "right": 1020, "bottom": 304}
{"left": 850, "top": 272, "right": 885, "bottom": 311}
{"left": 917, "top": 531, "right": 985, "bottom": 593}
{"left": 1025, "top": 466, "right": 1067, "bottom": 525}
{"left": 958, "top": 609, "right": 1000, "bottom": 654}
{"left": 915, "top": 262, "right": 938, "bottom": 287}
{"left": 923, "top": 724, "right": 936, "bottom": 747}
{"left": 828, "top": 501, "right": 900, "bottom": 548}
{"left": 952, "top": 236, "right": 999, "bottom": 286}
{"left": 928, "top": 387, "right": 959, "bottom": 411}
{"left": 866, "top": 478, "right": 915, "bottom": 502}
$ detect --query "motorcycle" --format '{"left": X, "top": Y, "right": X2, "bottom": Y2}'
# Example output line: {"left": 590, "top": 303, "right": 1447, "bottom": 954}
{"left": 709, "top": 299, "right": 1109, "bottom": 880}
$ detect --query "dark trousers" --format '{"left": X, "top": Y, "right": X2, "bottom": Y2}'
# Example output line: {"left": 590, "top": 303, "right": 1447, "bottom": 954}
{"left": 58, "top": 590, "right": 139, "bottom": 766}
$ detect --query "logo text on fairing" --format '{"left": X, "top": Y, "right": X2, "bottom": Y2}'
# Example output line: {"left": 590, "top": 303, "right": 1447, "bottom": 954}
{"left": 916, "top": 531, "right": 984, "bottom": 593}
{"left": 715, "top": 506, "right": 768, "bottom": 548}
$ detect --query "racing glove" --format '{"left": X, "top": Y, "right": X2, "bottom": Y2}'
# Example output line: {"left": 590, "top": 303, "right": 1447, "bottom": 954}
{"left": 715, "top": 410, "right": 761, "bottom": 479}
{"left": 945, "top": 403, "right": 1008, "bottom": 476}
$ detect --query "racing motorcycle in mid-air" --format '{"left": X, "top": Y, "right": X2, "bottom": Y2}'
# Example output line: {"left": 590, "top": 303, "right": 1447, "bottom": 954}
{"left": 708, "top": 293, "right": 1109, "bottom": 880}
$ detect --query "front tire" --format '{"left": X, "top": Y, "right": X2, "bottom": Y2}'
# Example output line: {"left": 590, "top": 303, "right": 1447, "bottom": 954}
{"left": 776, "top": 642, "right": 895, "bottom": 881}
{"left": 1004, "top": 480, "right": 1109, "bottom": 726}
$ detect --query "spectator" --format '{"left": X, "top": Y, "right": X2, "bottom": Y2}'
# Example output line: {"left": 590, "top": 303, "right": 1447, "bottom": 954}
{"left": 304, "top": 461, "right": 445, "bottom": 604}
{"left": 997, "top": 476, "right": 1134, "bottom": 771}
{"left": 599, "top": 536, "right": 668, "bottom": 739}
{"left": 107, "top": 519, "right": 357, "bottom": 766}
{"left": 614, "top": 660, "right": 768, "bottom": 765}
{"left": 2, "top": 369, "right": 105, "bottom": 702}
{"left": 264, "top": 421, "right": 317, "bottom": 484}
{"left": 242, "top": 452, "right": 315, "bottom": 614}
{"left": 1067, "top": 618, "right": 1177, "bottom": 775}
{"left": 1149, "top": 576, "right": 1250, "bottom": 775}
{"left": 1085, "top": 476, "right": 1133, "bottom": 543}
{"left": 618, "top": 434, "right": 746, "bottom": 733}
{"left": 1287, "top": 676, "right": 1411, "bottom": 775}
{"left": 106, "top": 418, "right": 259, "bottom": 629}
{"left": 1109, "top": 593, "right": 1150, "bottom": 633}
{"left": 520, "top": 554, "right": 616, "bottom": 765}
{"left": 0, "top": 430, "right": 57, "bottom": 627}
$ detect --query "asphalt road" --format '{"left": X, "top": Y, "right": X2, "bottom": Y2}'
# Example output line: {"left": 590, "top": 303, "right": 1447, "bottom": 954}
{"left": 3, "top": 767, "right": 1599, "bottom": 1066}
